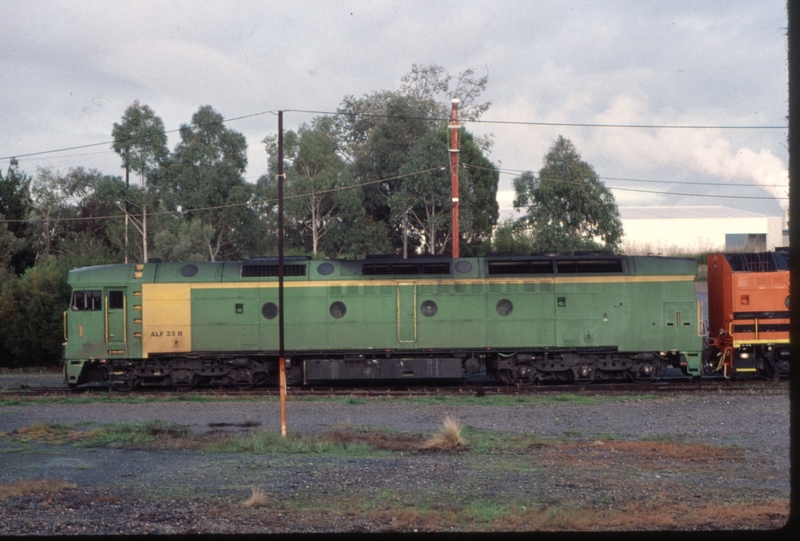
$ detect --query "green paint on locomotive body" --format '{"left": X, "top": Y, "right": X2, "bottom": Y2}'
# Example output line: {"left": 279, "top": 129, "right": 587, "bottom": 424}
{"left": 63, "top": 254, "right": 704, "bottom": 384}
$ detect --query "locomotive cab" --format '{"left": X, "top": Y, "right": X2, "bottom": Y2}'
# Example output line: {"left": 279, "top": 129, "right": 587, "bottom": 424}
{"left": 706, "top": 249, "right": 790, "bottom": 379}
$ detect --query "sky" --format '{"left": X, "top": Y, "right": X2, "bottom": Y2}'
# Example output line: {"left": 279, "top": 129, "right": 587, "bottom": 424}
{"left": 0, "top": 0, "right": 789, "bottom": 222}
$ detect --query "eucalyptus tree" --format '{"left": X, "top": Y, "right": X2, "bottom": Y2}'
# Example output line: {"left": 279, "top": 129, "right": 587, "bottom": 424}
{"left": 29, "top": 168, "right": 67, "bottom": 257}
{"left": 161, "top": 105, "right": 256, "bottom": 261}
{"left": 389, "top": 129, "right": 499, "bottom": 257}
{"left": 60, "top": 167, "right": 128, "bottom": 260}
{"left": 332, "top": 64, "right": 493, "bottom": 254}
{"left": 390, "top": 130, "right": 451, "bottom": 256}
{"left": 491, "top": 220, "right": 536, "bottom": 254}
{"left": 451, "top": 130, "right": 499, "bottom": 256}
{"left": 289, "top": 126, "right": 366, "bottom": 256}
{"left": 112, "top": 101, "right": 169, "bottom": 262}
{"left": 0, "top": 159, "right": 34, "bottom": 273}
{"left": 513, "top": 136, "right": 623, "bottom": 252}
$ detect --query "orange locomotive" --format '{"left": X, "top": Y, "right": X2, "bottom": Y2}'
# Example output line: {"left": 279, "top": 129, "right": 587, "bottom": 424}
{"left": 706, "top": 249, "right": 790, "bottom": 379}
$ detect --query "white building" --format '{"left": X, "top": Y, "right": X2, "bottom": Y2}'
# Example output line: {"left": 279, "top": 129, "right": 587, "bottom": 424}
{"left": 619, "top": 206, "right": 786, "bottom": 254}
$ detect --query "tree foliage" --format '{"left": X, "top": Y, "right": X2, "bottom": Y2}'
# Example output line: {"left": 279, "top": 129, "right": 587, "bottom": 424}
{"left": 0, "top": 258, "right": 70, "bottom": 366}
{"left": 0, "top": 159, "right": 34, "bottom": 273}
{"left": 112, "top": 100, "right": 169, "bottom": 262}
{"left": 329, "top": 65, "right": 496, "bottom": 256}
{"left": 513, "top": 136, "right": 623, "bottom": 252}
{"left": 262, "top": 124, "right": 366, "bottom": 257}
{"left": 161, "top": 105, "right": 256, "bottom": 261}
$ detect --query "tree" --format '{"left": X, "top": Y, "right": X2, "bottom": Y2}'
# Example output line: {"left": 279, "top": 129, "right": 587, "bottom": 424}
{"left": 452, "top": 130, "right": 500, "bottom": 256}
{"left": 390, "top": 131, "right": 452, "bottom": 256}
{"left": 29, "top": 167, "right": 127, "bottom": 262}
{"left": 60, "top": 168, "right": 128, "bottom": 260}
{"left": 399, "top": 63, "right": 491, "bottom": 123}
{"left": 151, "top": 220, "right": 214, "bottom": 262}
{"left": 29, "top": 168, "right": 70, "bottom": 257}
{"left": 0, "top": 159, "right": 34, "bottom": 273}
{"left": 513, "top": 136, "right": 623, "bottom": 252}
{"left": 491, "top": 220, "right": 535, "bottom": 254}
{"left": 288, "top": 126, "right": 365, "bottom": 256}
{"left": 332, "top": 65, "right": 494, "bottom": 255}
{"left": 161, "top": 105, "right": 256, "bottom": 261}
{"left": 0, "top": 257, "right": 71, "bottom": 367}
{"left": 112, "top": 101, "right": 169, "bottom": 262}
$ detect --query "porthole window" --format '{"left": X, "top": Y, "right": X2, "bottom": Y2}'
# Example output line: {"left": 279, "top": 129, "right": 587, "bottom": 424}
{"left": 455, "top": 260, "right": 472, "bottom": 273}
{"left": 786, "top": 296, "right": 790, "bottom": 309}
{"left": 261, "top": 302, "right": 278, "bottom": 320}
{"left": 420, "top": 300, "right": 438, "bottom": 317}
{"left": 496, "top": 299, "right": 513, "bottom": 316}
{"left": 317, "top": 262, "right": 334, "bottom": 276}
{"left": 329, "top": 301, "right": 347, "bottom": 319}
{"left": 181, "top": 264, "right": 198, "bottom": 277}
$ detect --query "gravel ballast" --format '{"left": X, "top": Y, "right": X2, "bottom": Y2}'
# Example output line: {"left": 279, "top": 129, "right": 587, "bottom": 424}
{"left": 0, "top": 375, "right": 790, "bottom": 533}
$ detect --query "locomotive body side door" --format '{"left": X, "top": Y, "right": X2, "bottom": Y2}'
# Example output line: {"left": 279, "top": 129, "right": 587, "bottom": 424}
{"left": 105, "top": 288, "right": 127, "bottom": 345}
{"left": 396, "top": 282, "right": 417, "bottom": 343}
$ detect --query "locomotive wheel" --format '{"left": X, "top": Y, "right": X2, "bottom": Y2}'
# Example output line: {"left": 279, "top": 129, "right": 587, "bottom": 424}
{"left": 758, "top": 359, "right": 779, "bottom": 381}
{"left": 173, "top": 375, "right": 199, "bottom": 391}
{"left": 498, "top": 369, "right": 516, "bottom": 385}
{"left": 629, "top": 362, "right": 659, "bottom": 384}
{"left": 230, "top": 368, "right": 263, "bottom": 389}
{"left": 171, "top": 369, "right": 199, "bottom": 391}
{"left": 233, "top": 373, "right": 267, "bottom": 389}
{"left": 567, "top": 366, "right": 595, "bottom": 384}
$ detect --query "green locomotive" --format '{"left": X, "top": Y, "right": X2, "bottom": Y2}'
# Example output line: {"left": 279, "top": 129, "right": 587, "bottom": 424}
{"left": 62, "top": 253, "right": 703, "bottom": 389}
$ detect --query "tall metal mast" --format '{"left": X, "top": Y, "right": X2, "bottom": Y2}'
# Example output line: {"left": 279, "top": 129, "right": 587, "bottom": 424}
{"left": 277, "top": 111, "right": 287, "bottom": 437}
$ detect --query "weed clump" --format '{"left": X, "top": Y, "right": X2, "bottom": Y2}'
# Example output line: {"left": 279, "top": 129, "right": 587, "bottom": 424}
{"left": 241, "top": 487, "right": 270, "bottom": 508}
{"left": 420, "top": 415, "right": 466, "bottom": 451}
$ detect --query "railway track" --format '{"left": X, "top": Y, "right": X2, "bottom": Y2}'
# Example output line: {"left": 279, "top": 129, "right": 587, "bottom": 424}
{"left": 2, "top": 378, "right": 788, "bottom": 398}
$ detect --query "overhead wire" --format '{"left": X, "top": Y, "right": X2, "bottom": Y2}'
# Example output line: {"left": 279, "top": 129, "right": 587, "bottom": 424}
{"left": 1, "top": 158, "right": 786, "bottom": 227}
{"left": 0, "top": 107, "right": 787, "bottom": 221}
{"left": 284, "top": 108, "right": 787, "bottom": 130}
{"left": 0, "top": 166, "right": 445, "bottom": 225}
{"left": 1, "top": 107, "right": 785, "bottom": 162}
{"left": 0, "top": 110, "right": 278, "bottom": 161}
{"left": 462, "top": 163, "right": 789, "bottom": 188}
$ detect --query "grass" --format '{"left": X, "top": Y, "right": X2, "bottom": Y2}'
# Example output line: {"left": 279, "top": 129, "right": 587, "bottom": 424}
{"left": 0, "top": 478, "right": 77, "bottom": 501}
{"left": 254, "top": 489, "right": 789, "bottom": 531}
{"left": 0, "top": 420, "right": 747, "bottom": 467}
{"left": 0, "top": 391, "right": 226, "bottom": 407}
{"left": 208, "top": 429, "right": 377, "bottom": 455}
{"left": 0, "top": 391, "right": 664, "bottom": 408}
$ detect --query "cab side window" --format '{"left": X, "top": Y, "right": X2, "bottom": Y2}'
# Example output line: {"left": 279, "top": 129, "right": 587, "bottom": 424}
{"left": 109, "top": 291, "right": 124, "bottom": 309}
{"left": 71, "top": 290, "right": 102, "bottom": 311}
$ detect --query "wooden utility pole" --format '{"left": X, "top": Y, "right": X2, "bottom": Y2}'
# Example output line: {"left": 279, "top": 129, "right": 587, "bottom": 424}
{"left": 277, "top": 111, "right": 287, "bottom": 437}
{"left": 449, "top": 99, "right": 460, "bottom": 258}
